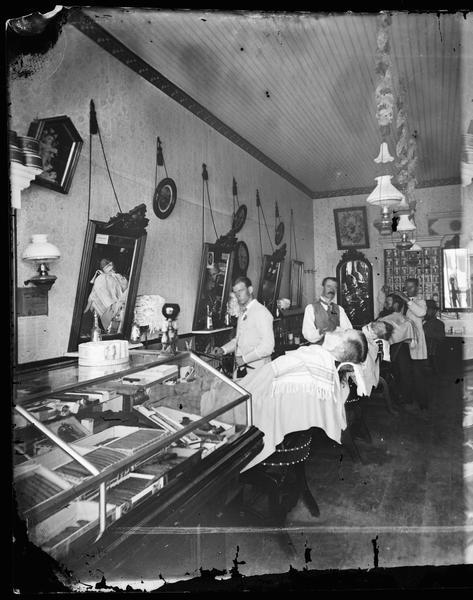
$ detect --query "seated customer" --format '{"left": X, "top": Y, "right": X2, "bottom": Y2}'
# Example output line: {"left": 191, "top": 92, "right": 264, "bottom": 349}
{"left": 237, "top": 329, "right": 368, "bottom": 471}
{"left": 378, "top": 293, "right": 395, "bottom": 319}
{"left": 350, "top": 320, "right": 394, "bottom": 397}
{"left": 362, "top": 319, "right": 394, "bottom": 343}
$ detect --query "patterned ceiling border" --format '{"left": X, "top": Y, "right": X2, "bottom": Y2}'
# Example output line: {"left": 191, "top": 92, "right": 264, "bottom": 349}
{"left": 311, "top": 177, "right": 461, "bottom": 199}
{"left": 67, "top": 8, "right": 315, "bottom": 198}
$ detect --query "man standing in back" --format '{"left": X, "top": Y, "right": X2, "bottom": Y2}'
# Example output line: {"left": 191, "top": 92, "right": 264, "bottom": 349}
{"left": 302, "top": 277, "right": 353, "bottom": 344}
{"left": 397, "top": 278, "right": 429, "bottom": 412}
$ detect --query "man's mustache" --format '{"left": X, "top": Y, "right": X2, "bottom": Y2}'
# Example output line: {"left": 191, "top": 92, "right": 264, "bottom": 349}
{"left": 327, "top": 290, "right": 335, "bottom": 296}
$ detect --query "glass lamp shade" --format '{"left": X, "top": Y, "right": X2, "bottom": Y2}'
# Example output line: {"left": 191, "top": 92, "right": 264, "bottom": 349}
{"left": 23, "top": 234, "right": 60, "bottom": 290}
{"left": 366, "top": 175, "right": 405, "bottom": 208}
{"left": 22, "top": 234, "right": 61, "bottom": 262}
{"left": 396, "top": 213, "right": 416, "bottom": 233}
{"left": 374, "top": 142, "right": 394, "bottom": 164}
{"left": 395, "top": 213, "right": 416, "bottom": 250}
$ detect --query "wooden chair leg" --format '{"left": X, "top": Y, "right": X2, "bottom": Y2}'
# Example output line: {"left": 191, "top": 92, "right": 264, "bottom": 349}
{"left": 341, "top": 426, "right": 366, "bottom": 463}
{"left": 295, "top": 461, "right": 320, "bottom": 517}
{"left": 378, "top": 376, "right": 398, "bottom": 415}
{"left": 348, "top": 403, "right": 372, "bottom": 444}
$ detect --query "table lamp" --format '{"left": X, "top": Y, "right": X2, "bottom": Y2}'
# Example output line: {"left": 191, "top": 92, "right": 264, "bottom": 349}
{"left": 23, "top": 234, "right": 61, "bottom": 290}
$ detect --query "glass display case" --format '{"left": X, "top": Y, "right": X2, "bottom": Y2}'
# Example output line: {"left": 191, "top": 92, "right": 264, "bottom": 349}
{"left": 13, "top": 350, "right": 261, "bottom": 561}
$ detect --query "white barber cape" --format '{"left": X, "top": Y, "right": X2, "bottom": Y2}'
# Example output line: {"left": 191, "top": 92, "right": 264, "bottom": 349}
{"left": 238, "top": 344, "right": 350, "bottom": 472}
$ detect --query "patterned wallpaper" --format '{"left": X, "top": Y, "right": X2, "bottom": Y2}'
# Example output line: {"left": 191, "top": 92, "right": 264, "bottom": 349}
{"left": 10, "top": 24, "right": 314, "bottom": 363}
{"left": 312, "top": 185, "right": 462, "bottom": 315}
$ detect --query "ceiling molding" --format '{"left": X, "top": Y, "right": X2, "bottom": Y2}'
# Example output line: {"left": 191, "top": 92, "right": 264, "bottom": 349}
{"left": 67, "top": 8, "right": 315, "bottom": 199}
{"left": 311, "top": 177, "right": 461, "bottom": 200}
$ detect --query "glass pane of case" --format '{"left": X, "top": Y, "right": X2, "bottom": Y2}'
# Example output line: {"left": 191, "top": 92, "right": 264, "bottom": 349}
{"left": 13, "top": 350, "right": 251, "bottom": 560}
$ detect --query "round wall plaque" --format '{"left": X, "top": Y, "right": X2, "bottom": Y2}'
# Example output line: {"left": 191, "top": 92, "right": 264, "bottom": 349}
{"left": 232, "top": 204, "right": 247, "bottom": 233}
{"left": 153, "top": 178, "right": 177, "bottom": 219}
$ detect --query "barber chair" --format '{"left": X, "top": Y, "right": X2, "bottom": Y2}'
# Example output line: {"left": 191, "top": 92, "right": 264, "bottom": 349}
{"left": 236, "top": 429, "right": 319, "bottom": 526}
{"left": 337, "top": 362, "right": 372, "bottom": 464}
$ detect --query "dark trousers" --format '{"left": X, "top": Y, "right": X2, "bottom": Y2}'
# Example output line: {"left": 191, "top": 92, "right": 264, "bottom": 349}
{"left": 411, "top": 359, "right": 429, "bottom": 409}
{"left": 390, "top": 342, "right": 414, "bottom": 405}
{"left": 391, "top": 343, "right": 430, "bottom": 409}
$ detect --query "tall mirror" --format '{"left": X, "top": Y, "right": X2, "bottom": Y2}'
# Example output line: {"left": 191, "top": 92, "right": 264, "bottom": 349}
{"left": 336, "top": 249, "right": 374, "bottom": 328}
{"left": 442, "top": 247, "right": 472, "bottom": 310}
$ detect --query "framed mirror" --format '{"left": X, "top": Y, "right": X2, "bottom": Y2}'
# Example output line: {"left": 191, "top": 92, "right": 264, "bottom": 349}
{"left": 192, "top": 242, "right": 235, "bottom": 331}
{"left": 257, "top": 254, "right": 285, "bottom": 315}
{"left": 336, "top": 249, "right": 374, "bottom": 328}
{"left": 289, "top": 259, "right": 304, "bottom": 308}
{"left": 68, "top": 220, "right": 147, "bottom": 351}
{"left": 442, "top": 247, "right": 472, "bottom": 311}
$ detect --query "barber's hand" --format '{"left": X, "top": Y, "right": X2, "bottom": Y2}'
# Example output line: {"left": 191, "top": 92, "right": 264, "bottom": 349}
{"left": 235, "top": 355, "right": 245, "bottom": 367}
{"left": 213, "top": 347, "right": 224, "bottom": 357}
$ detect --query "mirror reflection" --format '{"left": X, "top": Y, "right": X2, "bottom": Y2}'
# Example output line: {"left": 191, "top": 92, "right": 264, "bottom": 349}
{"left": 442, "top": 248, "right": 472, "bottom": 310}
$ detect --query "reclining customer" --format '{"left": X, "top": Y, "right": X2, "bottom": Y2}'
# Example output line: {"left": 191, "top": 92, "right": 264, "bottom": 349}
{"left": 235, "top": 329, "right": 369, "bottom": 471}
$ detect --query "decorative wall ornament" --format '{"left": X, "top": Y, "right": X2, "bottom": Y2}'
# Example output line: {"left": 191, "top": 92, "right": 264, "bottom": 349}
{"left": 395, "top": 78, "right": 418, "bottom": 210}
{"left": 231, "top": 177, "right": 247, "bottom": 233}
{"left": 274, "top": 201, "right": 285, "bottom": 245}
{"left": 336, "top": 249, "right": 374, "bottom": 328}
{"left": 27, "top": 115, "right": 83, "bottom": 194}
{"left": 374, "top": 13, "right": 394, "bottom": 135}
{"left": 153, "top": 137, "right": 177, "bottom": 220}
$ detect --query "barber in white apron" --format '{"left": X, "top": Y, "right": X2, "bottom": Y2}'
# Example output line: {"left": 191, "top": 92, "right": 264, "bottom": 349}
{"left": 214, "top": 276, "right": 275, "bottom": 379}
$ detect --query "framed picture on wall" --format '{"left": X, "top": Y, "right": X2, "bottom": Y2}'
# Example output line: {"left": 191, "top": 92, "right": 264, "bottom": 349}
{"left": 67, "top": 219, "right": 147, "bottom": 351}
{"left": 28, "top": 115, "right": 83, "bottom": 194}
{"left": 333, "top": 206, "right": 370, "bottom": 250}
{"left": 257, "top": 254, "right": 285, "bottom": 315}
{"left": 192, "top": 242, "right": 235, "bottom": 331}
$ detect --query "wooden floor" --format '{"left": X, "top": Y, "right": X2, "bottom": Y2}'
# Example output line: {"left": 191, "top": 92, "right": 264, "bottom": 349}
{"left": 67, "top": 368, "right": 466, "bottom": 584}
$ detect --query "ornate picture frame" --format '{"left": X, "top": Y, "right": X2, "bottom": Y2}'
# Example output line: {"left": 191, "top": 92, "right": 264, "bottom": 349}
{"left": 28, "top": 115, "right": 83, "bottom": 194}
{"left": 333, "top": 206, "right": 369, "bottom": 250}
{"left": 67, "top": 219, "right": 147, "bottom": 351}
{"left": 257, "top": 254, "right": 285, "bottom": 315}
{"left": 192, "top": 242, "right": 235, "bottom": 331}
{"left": 336, "top": 249, "right": 374, "bottom": 328}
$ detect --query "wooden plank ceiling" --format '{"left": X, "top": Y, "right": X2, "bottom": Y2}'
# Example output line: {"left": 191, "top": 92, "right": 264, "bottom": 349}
{"left": 83, "top": 9, "right": 462, "bottom": 198}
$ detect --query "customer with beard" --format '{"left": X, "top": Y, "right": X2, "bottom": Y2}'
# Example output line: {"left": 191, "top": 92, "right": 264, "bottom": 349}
{"left": 302, "top": 277, "right": 352, "bottom": 344}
